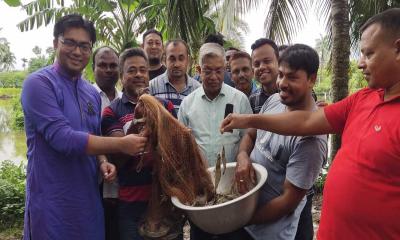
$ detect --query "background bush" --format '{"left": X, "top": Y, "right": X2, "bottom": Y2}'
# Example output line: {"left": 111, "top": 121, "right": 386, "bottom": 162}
{"left": 11, "top": 95, "right": 24, "bottom": 130}
{"left": 315, "top": 170, "right": 328, "bottom": 194}
{"left": 0, "top": 160, "right": 26, "bottom": 230}
{"left": 0, "top": 71, "right": 27, "bottom": 88}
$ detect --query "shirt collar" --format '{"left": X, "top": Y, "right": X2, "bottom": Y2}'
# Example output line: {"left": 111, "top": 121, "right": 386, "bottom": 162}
{"left": 161, "top": 72, "right": 195, "bottom": 88}
{"left": 121, "top": 93, "right": 137, "bottom": 105}
{"left": 260, "top": 86, "right": 276, "bottom": 96}
{"left": 93, "top": 82, "right": 122, "bottom": 99}
{"left": 200, "top": 83, "right": 227, "bottom": 100}
{"left": 92, "top": 82, "right": 103, "bottom": 94}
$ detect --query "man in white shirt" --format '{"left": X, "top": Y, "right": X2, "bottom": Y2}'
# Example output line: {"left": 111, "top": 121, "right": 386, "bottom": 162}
{"left": 92, "top": 46, "right": 122, "bottom": 240}
{"left": 93, "top": 46, "right": 122, "bottom": 111}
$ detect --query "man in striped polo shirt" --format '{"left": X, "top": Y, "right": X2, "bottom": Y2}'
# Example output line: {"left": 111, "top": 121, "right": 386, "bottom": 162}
{"left": 101, "top": 48, "right": 175, "bottom": 240}
{"left": 150, "top": 39, "right": 200, "bottom": 112}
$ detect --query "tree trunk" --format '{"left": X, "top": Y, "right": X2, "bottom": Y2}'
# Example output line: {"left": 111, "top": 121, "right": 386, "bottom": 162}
{"left": 330, "top": 0, "right": 350, "bottom": 163}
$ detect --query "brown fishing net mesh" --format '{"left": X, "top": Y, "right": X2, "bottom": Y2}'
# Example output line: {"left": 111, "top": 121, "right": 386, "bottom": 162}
{"left": 132, "top": 94, "right": 214, "bottom": 239}
{"left": 135, "top": 94, "right": 214, "bottom": 203}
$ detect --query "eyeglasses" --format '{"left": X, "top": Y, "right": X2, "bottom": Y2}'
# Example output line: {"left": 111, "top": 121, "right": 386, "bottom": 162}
{"left": 59, "top": 37, "right": 92, "bottom": 55}
{"left": 202, "top": 68, "right": 225, "bottom": 76}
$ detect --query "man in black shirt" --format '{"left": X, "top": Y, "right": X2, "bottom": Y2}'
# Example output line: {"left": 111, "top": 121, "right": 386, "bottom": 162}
{"left": 142, "top": 29, "right": 166, "bottom": 80}
{"left": 249, "top": 38, "right": 279, "bottom": 113}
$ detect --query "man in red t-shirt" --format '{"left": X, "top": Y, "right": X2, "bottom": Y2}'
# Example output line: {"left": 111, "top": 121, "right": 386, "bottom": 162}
{"left": 220, "top": 8, "right": 400, "bottom": 240}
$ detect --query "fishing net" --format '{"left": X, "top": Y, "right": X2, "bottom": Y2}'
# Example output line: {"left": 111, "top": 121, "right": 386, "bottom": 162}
{"left": 132, "top": 94, "right": 214, "bottom": 239}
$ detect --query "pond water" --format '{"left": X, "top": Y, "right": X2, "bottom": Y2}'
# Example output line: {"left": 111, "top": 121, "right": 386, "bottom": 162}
{"left": 0, "top": 98, "right": 27, "bottom": 165}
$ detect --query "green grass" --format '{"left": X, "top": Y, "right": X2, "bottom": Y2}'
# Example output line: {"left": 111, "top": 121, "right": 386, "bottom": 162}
{"left": 0, "top": 88, "right": 22, "bottom": 98}
{"left": 0, "top": 226, "right": 23, "bottom": 240}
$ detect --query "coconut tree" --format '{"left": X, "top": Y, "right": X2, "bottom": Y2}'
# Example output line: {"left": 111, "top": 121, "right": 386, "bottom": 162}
{"left": 315, "top": 35, "right": 330, "bottom": 67}
{"left": 21, "top": 58, "right": 28, "bottom": 70}
{"left": 329, "top": 0, "right": 350, "bottom": 159}
{"left": 208, "top": 10, "right": 250, "bottom": 49}
{"left": 207, "top": 0, "right": 259, "bottom": 49}
{"left": 0, "top": 38, "right": 16, "bottom": 71}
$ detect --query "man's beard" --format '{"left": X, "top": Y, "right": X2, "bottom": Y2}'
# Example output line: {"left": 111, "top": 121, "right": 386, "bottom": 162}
{"left": 149, "top": 57, "right": 161, "bottom": 66}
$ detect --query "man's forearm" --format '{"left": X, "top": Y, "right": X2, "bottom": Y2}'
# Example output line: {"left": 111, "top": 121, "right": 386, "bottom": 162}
{"left": 251, "top": 194, "right": 298, "bottom": 224}
{"left": 86, "top": 135, "right": 123, "bottom": 155}
{"left": 238, "top": 129, "right": 256, "bottom": 156}
{"left": 250, "top": 180, "right": 307, "bottom": 225}
{"left": 245, "top": 109, "right": 332, "bottom": 136}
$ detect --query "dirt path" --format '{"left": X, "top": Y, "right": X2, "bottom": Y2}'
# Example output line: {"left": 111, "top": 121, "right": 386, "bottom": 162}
{"left": 312, "top": 194, "right": 323, "bottom": 240}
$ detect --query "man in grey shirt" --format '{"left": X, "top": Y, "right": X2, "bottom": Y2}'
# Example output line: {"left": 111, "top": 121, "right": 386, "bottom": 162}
{"left": 234, "top": 44, "right": 327, "bottom": 240}
{"left": 150, "top": 39, "right": 200, "bottom": 112}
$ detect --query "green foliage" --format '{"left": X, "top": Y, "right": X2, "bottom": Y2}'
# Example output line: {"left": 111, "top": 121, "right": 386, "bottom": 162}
{"left": 28, "top": 56, "right": 49, "bottom": 73}
{"left": 0, "top": 38, "right": 16, "bottom": 71}
{"left": 314, "top": 60, "right": 367, "bottom": 101}
{"left": 0, "top": 160, "right": 26, "bottom": 230}
{"left": 348, "top": 60, "right": 367, "bottom": 93}
{"left": 315, "top": 169, "right": 328, "bottom": 194}
{"left": 314, "top": 67, "right": 332, "bottom": 101}
{"left": 0, "top": 89, "right": 24, "bottom": 130}
{"left": 28, "top": 46, "right": 53, "bottom": 73}
{"left": 17, "top": 0, "right": 142, "bottom": 53}
{"left": 0, "top": 71, "right": 27, "bottom": 88}
{"left": 83, "top": 55, "right": 95, "bottom": 83}
{"left": 11, "top": 95, "right": 24, "bottom": 131}
{"left": 0, "top": 88, "right": 22, "bottom": 98}
{"left": 140, "top": 0, "right": 217, "bottom": 60}
{"left": 4, "top": 0, "right": 22, "bottom": 7}
{"left": 0, "top": 226, "right": 23, "bottom": 240}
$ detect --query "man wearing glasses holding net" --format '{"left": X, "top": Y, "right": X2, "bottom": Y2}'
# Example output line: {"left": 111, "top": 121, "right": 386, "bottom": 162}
{"left": 21, "top": 14, "right": 147, "bottom": 240}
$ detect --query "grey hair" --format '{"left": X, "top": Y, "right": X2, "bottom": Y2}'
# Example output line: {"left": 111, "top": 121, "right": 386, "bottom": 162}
{"left": 199, "top": 43, "right": 225, "bottom": 66}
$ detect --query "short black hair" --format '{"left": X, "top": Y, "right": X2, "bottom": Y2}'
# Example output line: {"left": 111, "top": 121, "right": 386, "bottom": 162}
{"left": 360, "top": 8, "right": 400, "bottom": 38}
{"left": 251, "top": 38, "right": 279, "bottom": 59}
{"left": 92, "top": 46, "right": 119, "bottom": 70}
{"left": 165, "top": 39, "right": 190, "bottom": 56}
{"left": 119, "top": 47, "right": 148, "bottom": 73}
{"left": 142, "top": 29, "right": 163, "bottom": 43}
{"left": 278, "top": 44, "right": 289, "bottom": 52}
{"left": 204, "top": 33, "right": 225, "bottom": 46}
{"left": 279, "top": 44, "right": 319, "bottom": 77}
{"left": 53, "top": 14, "right": 96, "bottom": 43}
{"left": 230, "top": 51, "right": 252, "bottom": 65}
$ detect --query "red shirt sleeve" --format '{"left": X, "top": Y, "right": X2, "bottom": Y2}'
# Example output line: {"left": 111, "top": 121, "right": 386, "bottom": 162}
{"left": 324, "top": 91, "right": 359, "bottom": 134}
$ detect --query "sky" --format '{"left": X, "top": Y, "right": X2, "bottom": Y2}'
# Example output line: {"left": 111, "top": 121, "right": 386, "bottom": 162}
{"left": 0, "top": 1, "right": 326, "bottom": 70}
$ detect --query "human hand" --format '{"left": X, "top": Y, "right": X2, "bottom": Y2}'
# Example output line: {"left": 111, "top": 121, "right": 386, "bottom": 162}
{"left": 220, "top": 113, "right": 248, "bottom": 133}
{"left": 119, "top": 134, "right": 148, "bottom": 156}
{"left": 100, "top": 162, "right": 117, "bottom": 182}
{"left": 235, "top": 152, "right": 256, "bottom": 194}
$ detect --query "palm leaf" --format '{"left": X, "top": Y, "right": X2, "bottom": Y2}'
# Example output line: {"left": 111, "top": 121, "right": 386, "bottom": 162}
{"left": 264, "top": 0, "right": 310, "bottom": 44}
